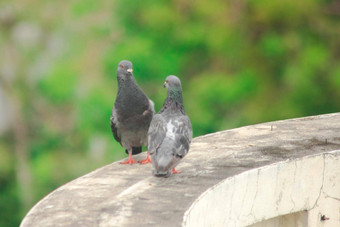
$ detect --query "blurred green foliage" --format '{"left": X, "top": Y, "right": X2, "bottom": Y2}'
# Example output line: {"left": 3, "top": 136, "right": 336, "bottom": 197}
{"left": 0, "top": 0, "right": 340, "bottom": 226}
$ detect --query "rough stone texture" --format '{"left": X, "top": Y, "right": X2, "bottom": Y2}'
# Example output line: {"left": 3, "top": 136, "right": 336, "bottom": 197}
{"left": 183, "top": 150, "right": 340, "bottom": 227}
{"left": 21, "top": 113, "right": 340, "bottom": 227}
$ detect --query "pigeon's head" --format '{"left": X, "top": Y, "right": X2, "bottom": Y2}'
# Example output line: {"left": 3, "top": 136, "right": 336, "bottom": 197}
{"left": 163, "top": 75, "right": 181, "bottom": 89}
{"left": 117, "top": 60, "right": 133, "bottom": 80}
{"left": 163, "top": 75, "right": 183, "bottom": 103}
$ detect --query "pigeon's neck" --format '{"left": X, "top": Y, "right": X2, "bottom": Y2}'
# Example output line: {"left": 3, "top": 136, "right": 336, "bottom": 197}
{"left": 116, "top": 75, "right": 142, "bottom": 95}
{"left": 160, "top": 88, "right": 185, "bottom": 114}
{"left": 115, "top": 74, "right": 148, "bottom": 114}
{"left": 168, "top": 88, "right": 183, "bottom": 104}
{"left": 117, "top": 73, "right": 137, "bottom": 87}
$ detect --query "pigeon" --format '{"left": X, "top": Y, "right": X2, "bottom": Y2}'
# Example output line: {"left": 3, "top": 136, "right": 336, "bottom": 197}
{"left": 148, "top": 75, "right": 192, "bottom": 177}
{"left": 110, "top": 60, "right": 155, "bottom": 164}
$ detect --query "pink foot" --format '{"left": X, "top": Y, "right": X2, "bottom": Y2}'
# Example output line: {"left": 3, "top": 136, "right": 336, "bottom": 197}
{"left": 139, "top": 151, "right": 152, "bottom": 164}
{"left": 171, "top": 168, "right": 182, "bottom": 174}
{"left": 120, "top": 153, "right": 138, "bottom": 165}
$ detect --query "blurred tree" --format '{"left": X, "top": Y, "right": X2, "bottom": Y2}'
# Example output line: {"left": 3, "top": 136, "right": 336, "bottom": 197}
{"left": 112, "top": 0, "right": 340, "bottom": 133}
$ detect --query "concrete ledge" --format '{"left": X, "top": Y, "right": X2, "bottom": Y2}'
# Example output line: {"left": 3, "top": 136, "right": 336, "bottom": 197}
{"left": 21, "top": 113, "right": 340, "bottom": 227}
{"left": 183, "top": 150, "right": 340, "bottom": 227}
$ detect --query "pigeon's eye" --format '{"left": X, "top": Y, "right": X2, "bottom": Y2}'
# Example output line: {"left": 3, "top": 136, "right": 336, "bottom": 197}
{"left": 166, "top": 80, "right": 169, "bottom": 83}
{"left": 120, "top": 65, "right": 124, "bottom": 69}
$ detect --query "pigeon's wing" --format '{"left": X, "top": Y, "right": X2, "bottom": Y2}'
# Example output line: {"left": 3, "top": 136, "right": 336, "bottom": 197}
{"left": 148, "top": 114, "right": 167, "bottom": 155}
{"left": 173, "top": 115, "right": 193, "bottom": 158}
{"left": 148, "top": 99, "right": 155, "bottom": 114}
{"left": 110, "top": 107, "right": 121, "bottom": 144}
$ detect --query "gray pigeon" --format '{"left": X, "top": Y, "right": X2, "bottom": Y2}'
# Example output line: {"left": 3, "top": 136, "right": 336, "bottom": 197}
{"left": 148, "top": 75, "right": 193, "bottom": 177}
{"left": 110, "top": 60, "right": 155, "bottom": 164}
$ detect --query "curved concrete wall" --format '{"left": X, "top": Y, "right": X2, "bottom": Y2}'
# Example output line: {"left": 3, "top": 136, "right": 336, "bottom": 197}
{"left": 183, "top": 150, "right": 340, "bottom": 227}
{"left": 20, "top": 113, "right": 340, "bottom": 227}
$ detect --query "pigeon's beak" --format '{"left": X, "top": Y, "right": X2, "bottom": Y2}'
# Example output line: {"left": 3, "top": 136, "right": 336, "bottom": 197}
{"left": 163, "top": 81, "right": 168, "bottom": 88}
{"left": 127, "top": 68, "right": 133, "bottom": 73}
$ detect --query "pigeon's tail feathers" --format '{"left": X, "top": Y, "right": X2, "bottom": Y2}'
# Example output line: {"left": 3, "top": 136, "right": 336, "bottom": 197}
{"left": 132, "top": 146, "right": 142, "bottom": 155}
{"left": 153, "top": 170, "right": 171, "bottom": 177}
{"left": 125, "top": 147, "right": 142, "bottom": 155}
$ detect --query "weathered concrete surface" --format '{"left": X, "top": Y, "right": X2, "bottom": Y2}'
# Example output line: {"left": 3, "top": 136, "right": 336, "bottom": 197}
{"left": 183, "top": 150, "right": 340, "bottom": 227}
{"left": 21, "top": 113, "right": 340, "bottom": 227}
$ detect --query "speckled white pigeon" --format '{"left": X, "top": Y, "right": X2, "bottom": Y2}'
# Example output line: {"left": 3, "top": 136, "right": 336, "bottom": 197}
{"left": 148, "top": 75, "right": 192, "bottom": 177}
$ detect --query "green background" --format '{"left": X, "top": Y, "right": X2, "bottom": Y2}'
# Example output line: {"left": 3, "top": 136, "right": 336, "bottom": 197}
{"left": 0, "top": 0, "right": 339, "bottom": 225}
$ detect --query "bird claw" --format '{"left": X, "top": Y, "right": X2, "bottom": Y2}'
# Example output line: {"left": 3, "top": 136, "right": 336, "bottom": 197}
{"left": 171, "top": 168, "right": 181, "bottom": 174}
{"left": 120, "top": 158, "right": 138, "bottom": 165}
{"left": 139, "top": 157, "right": 152, "bottom": 164}
{"left": 139, "top": 151, "right": 152, "bottom": 164}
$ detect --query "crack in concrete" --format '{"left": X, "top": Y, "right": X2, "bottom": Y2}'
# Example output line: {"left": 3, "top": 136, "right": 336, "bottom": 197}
{"left": 289, "top": 161, "right": 297, "bottom": 212}
{"left": 274, "top": 164, "right": 280, "bottom": 211}
{"left": 228, "top": 177, "right": 235, "bottom": 220}
{"left": 323, "top": 193, "right": 340, "bottom": 202}
{"left": 240, "top": 172, "right": 249, "bottom": 214}
{"left": 250, "top": 169, "right": 260, "bottom": 219}
{"left": 311, "top": 154, "right": 326, "bottom": 210}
